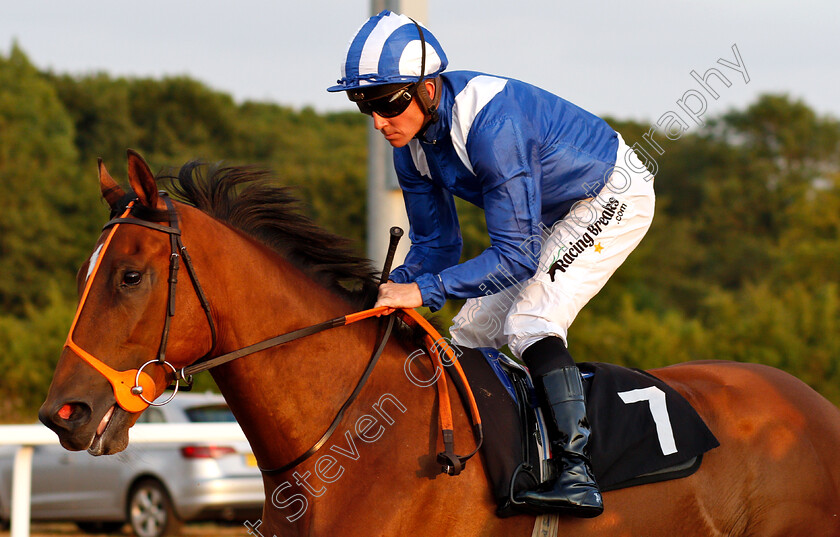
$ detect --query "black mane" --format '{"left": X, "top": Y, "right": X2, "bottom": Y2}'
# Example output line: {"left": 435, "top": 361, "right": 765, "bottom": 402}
{"left": 157, "top": 161, "right": 381, "bottom": 308}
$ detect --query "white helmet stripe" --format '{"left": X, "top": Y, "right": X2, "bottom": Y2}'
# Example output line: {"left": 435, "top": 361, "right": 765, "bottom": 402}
{"left": 399, "top": 40, "right": 442, "bottom": 78}
{"left": 357, "top": 13, "right": 408, "bottom": 83}
{"left": 341, "top": 16, "right": 380, "bottom": 81}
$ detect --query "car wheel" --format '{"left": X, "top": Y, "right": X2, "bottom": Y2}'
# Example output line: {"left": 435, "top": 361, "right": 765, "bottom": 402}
{"left": 127, "top": 478, "right": 182, "bottom": 537}
{"left": 76, "top": 521, "right": 125, "bottom": 533}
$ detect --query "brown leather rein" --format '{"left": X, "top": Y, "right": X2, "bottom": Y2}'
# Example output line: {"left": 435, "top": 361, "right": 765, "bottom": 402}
{"left": 67, "top": 194, "right": 483, "bottom": 476}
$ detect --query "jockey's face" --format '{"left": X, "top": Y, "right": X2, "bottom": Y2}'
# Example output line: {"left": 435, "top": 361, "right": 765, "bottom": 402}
{"left": 371, "top": 80, "right": 436, "bottom": 148}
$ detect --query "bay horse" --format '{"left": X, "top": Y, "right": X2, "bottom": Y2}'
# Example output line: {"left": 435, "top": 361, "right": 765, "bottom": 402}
{"left": 40, "top": 151, "right": 840, "bottom": 536}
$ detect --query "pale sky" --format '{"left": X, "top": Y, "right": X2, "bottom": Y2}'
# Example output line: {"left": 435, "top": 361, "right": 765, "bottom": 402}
{"left": 2, "top": 0, "right": 837, "bottom": 124}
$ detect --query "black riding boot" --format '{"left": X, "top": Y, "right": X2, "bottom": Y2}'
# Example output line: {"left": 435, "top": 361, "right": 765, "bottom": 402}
{"left": 518, "top": 352, "right": 603, "bottom": 517}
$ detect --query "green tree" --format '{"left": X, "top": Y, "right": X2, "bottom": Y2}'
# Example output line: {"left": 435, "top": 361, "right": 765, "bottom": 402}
{"left": 0, "top": 45, "right": 100, "bottom": 316}
{"left": 126, "top": 76, "right": 240, "bottom": 165}
{"left": 47, "top": 72, "right": 140, "bottom": 178}
{"left": 0, "top": 284, "right": 76, "bottom": 422}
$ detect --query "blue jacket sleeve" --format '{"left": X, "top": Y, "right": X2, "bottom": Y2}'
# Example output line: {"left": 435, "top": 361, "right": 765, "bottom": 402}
{"left": 427, "top": 115, "right": 544, "bottom": 310}
{"left": 388, "top": 148, "right": 463, "bottom": 298}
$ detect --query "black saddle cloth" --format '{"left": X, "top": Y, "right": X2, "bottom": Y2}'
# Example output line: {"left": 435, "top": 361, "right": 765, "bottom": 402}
{"left": 452, "top": 348, "right": 720, "bottom": 517}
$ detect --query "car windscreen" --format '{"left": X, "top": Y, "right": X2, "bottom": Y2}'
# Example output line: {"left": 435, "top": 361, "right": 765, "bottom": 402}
{"left": 185, "top": 404, "right": 236, "bottom": 422}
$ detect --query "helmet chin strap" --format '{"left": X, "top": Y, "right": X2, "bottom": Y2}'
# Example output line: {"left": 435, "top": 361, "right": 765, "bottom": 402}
{"left": 409, "top": 18, "right": 441, "bottom": 134}
{"left": 415, "top": 77, "right": 441, "bottom": 140}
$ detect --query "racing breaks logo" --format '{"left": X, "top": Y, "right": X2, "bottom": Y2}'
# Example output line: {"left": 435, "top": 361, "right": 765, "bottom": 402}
{"left": 547, "top": 197, "right": 626, "bottom": 281}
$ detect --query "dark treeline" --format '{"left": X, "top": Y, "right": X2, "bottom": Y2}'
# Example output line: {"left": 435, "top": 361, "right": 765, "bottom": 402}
{"left": 1, "top": 44, "right": 838, "bottom": 421}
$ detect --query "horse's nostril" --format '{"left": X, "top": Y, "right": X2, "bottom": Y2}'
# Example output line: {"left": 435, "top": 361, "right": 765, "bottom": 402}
{"left": 46, "top": 402, "right": 92, "bottom": 429}
{"left": 58, "top": 404, "right": 73, "bottom": 420}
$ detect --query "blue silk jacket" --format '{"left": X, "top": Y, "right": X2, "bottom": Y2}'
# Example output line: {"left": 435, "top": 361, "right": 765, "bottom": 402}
{"left": 388, "top": 71, "right": 619, "bottom": 311}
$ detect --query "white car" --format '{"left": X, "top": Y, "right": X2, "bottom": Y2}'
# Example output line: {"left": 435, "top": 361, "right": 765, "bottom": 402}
{"left": 0, "top": 392, "right": 264, "bottom": 537}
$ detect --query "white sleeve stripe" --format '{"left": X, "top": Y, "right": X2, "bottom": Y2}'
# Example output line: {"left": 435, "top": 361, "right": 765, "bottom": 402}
{"left": 450, "top": 75, "right": 508, "bottom": 175}
{"left": 408, "top": 139, "right": 431, "bottom": 179}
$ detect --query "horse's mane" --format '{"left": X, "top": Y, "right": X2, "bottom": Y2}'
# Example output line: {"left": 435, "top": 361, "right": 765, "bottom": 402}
{"left": 155, "top": 161, "right": 381, "bottom": 308}
{"left": 113, "top": 160, "right": 437, "bottom": 347}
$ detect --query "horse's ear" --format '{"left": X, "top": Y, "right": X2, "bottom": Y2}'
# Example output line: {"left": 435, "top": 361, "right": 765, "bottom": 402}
{"left": 126, "top": 149, "right": 160, "bottom": 209}
{"left": 98, "top": 158, "right": 125, "bottom": 210}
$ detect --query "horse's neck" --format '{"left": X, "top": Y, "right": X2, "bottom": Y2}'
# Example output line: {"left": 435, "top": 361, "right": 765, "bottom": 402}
{"left": 182, "top": 211, "right": 510, "bottom": 534}
{"left": 201, "top": 248, "right": 468, "bottom": 532}
{"left": 179, "top": 210, "right": 384, "bottom": 468}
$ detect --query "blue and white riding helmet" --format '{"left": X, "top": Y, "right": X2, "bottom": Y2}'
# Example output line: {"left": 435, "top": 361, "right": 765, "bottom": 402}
{"left": 327, "top": 10, "right": 448, "bottom": 97}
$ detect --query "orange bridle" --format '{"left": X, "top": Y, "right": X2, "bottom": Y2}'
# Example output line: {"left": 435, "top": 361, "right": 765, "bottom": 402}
{"left": 65, "top": 196, "right": 482, "bottom": 475}
{"left": 64, "top": 202, "right": 157, "bottom": 413}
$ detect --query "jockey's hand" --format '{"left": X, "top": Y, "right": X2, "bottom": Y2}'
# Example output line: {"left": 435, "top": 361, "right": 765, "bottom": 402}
{"left": 374, "top": 281, "right": 422, "bottom": 315}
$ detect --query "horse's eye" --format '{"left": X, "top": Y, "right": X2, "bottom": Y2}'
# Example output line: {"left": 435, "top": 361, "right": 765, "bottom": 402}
{"left": 122, "top": 271, "right": 142, "bottom": 286}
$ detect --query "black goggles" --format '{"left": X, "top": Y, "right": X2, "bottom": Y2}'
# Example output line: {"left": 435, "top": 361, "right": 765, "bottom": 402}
{"left": 355, "top": 85, "right": 415, "bottom": 118}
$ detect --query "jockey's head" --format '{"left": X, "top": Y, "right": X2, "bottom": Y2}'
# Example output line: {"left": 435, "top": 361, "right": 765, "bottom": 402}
{"left": 328, "top": 10, "right": 447, "bottom": 144}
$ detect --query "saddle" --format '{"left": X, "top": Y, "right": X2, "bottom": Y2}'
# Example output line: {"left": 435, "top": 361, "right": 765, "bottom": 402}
{"left": 451, "top": 347, "right": 720, "bottom": 518}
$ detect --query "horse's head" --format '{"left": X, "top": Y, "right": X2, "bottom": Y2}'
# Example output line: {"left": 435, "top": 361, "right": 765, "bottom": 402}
{"left": 39, "top": 150, "right": 214, "bottom": 455}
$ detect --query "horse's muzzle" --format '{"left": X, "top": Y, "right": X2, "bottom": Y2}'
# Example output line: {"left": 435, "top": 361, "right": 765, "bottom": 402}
{"left": 38, "top": 400, "right": 94, "bottom": 450}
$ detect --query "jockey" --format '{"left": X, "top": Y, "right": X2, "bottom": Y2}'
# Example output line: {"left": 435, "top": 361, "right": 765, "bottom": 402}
{"left": 328, "top": 10, "right": 655, "bottom": 518}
